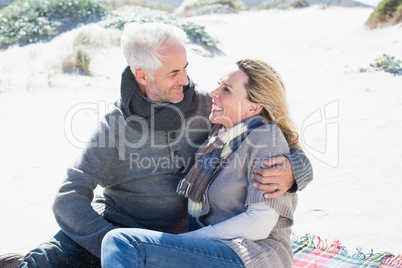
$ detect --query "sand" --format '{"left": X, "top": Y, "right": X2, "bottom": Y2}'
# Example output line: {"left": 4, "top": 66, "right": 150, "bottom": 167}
{"left": 1, "top": 5, "right": 401, "bottom": 257}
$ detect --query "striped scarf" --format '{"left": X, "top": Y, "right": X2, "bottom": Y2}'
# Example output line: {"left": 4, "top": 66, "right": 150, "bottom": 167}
{"left": 177, "top": 116, "right": 266, "bottom": 215}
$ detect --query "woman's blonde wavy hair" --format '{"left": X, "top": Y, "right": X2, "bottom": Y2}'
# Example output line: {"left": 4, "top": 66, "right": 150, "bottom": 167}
{"left": 237, "top": 59, "right": 299, "bottom": 148}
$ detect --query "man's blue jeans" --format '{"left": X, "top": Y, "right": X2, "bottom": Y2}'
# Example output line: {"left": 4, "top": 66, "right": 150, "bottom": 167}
{"left": 101, "top": 228, "right": 245, "bottom": 268}
{"left": 19, "top": 230, "right": 100, "bottom": 268}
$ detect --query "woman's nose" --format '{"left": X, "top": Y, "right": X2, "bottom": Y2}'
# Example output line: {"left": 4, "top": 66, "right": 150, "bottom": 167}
{"left": 209, "top": 88, "right": 219, "bottom": 98}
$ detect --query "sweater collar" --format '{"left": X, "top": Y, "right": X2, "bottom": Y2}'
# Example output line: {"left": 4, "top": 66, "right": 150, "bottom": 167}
{"left": 119, "top": 66, "right": 199, "bottom": 131}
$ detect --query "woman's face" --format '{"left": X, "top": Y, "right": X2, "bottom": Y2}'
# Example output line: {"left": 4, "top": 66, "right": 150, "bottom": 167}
{"left": 209, "top": 67, "right": 260, "bottom": 129}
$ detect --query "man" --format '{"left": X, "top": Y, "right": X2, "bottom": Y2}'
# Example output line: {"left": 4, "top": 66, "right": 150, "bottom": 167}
{"left": 0, "top": 23, "right": 312, "bottom": 268}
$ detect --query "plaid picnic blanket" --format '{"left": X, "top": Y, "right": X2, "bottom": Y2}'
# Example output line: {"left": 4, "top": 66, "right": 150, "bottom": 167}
{"left": 292, "top": 234, "right": 402, "bottom": 268}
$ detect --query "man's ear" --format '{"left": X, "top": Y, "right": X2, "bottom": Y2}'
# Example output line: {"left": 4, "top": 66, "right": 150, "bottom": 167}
{"left": 249, "top": 103, "right": 263, "bottom": 116}
{"left": 134, "top": 69, "right": 149, "bottom": 86}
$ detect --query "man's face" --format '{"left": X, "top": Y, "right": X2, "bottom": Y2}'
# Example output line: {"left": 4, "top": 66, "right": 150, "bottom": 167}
{"left": 145, "top": 43, "right": 189, "bottom": 103}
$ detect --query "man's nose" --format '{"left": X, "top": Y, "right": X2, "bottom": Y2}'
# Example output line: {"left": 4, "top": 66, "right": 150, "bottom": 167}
{"left": 178, "top": 70, "right": 189, "bottom": 85}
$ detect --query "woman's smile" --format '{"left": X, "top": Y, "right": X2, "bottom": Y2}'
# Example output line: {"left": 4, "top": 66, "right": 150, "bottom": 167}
{"left": 212, "top": 102, "right": 223, "bottom": 112}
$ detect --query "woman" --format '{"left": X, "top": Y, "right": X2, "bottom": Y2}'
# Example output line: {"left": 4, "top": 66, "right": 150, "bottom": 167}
{"left": 101, "top": 59, "right": 299, "bottom": 268}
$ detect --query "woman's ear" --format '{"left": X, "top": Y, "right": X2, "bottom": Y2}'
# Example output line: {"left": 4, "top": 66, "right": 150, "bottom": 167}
{"left": 249, "top": 103, "right": 262, "bottom": 116}
{"left": 134, "top": 69, "right": 149, "bottom": 86}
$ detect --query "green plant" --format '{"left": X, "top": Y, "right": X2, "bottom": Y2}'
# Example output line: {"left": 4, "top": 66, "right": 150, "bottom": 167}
{"left": 258, "top": 0, "right": 310, "bottom": 9}
{"left": 369, "top": 54, "right": 402, "bottom": 74}
{"left": 0, "top": 0, "right": 108, "bottom": 47}
{"left": 102, "top": 6, "right": 219, "bottom": 51}
{"left": 365, "top": 0, "right": 402, "bottom": 28}
{"left": 182, "top": 0, "right": 244, "bottom": 11}
{"left": 290, "top": 0, "right": 310, "bottom": 8}
{"left": 102, "top": 6, "right": 176, "bottom": 29}
{"left": 258, "top": 0, "right": 287, "bottom": 9}
{"left": 106, "top": 0, "right": 173, "bottom": 13}
{"left": 176, "top": 0, "right": 244, "bottom": 17}
{"left": 179, "top": 21, "right": 218, "bottom": 49}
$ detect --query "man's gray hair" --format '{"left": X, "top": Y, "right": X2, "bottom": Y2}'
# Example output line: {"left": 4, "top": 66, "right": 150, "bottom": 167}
{"left": 121, "top": 22, "right": 188, "bottom": 80}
